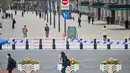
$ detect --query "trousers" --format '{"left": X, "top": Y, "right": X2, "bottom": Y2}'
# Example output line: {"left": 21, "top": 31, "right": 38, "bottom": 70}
{"left": 8, "top": 69, "right": 13, "bottom": 73}
{"left": 61, "top": 67, "right": 66, "bottom": 73}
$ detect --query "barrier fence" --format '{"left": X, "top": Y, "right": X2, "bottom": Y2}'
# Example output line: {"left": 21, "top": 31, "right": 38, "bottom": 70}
{"left": 0, "top": 38, "right": 130, "bottom": 50}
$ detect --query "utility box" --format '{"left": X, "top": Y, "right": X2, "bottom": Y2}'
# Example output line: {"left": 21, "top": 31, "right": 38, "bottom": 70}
{"left": 67, "top": 26, "right": 78, "bottom": 40}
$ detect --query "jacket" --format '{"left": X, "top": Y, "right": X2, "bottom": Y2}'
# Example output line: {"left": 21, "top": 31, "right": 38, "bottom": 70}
{"left": 7, "top": 58, "right": 16, "bottom": 70}
{"left": 62, "top": 56, "right": 68, "bottom": 68}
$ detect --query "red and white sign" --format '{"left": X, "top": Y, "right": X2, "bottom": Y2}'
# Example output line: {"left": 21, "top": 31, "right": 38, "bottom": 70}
{"left": 61, "top": 0, "right": 69, "bottom": 10}
{"left": 62, "top": 0, "right": 68, "bottom": 5}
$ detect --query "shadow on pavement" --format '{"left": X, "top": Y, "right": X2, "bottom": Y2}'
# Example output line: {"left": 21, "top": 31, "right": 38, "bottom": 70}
{"left": 93, "top": 23, "right": 118, "bottom": 25}
{"left": 108, "top": 28, "right": 128, "bottom": 30}
{"left": 0, "top": 68, "right": 37, "bottom": 73}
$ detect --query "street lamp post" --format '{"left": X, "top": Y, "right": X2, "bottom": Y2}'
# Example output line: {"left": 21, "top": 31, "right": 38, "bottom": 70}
{"left": 53, "top": 1, "right": 56, "bottom": 28}
{"left": 46, "top": 0, "right": 48, "bottom": 23}
{"left": 47, "top": 8, "right": 48, "bottom": 22}
{"left": 64, "top": 18, "right": 66, "bottom": 33}
{"left": 49, "top": 1, "right": 52, "bottom": 25}
{"left": 126, "top": 0, "right": 129, "bottom": 20}
{"left": 58, "top": 11, "right": 60, "bottom": 32}
{"left": 57, "top": 0, "right": 60, "bottom": 32}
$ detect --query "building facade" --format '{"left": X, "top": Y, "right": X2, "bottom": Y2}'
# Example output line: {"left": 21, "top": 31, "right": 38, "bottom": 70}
{"left": 99, "top": 0, "right": 130, "bottom": 24}
{"left": 79, "top": 0, "right": 130, "bottom": 24}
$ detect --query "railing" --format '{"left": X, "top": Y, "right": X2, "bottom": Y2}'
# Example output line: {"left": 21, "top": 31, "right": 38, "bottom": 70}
{"left": 0, "top": 38, "right": 130, "bottom": 50}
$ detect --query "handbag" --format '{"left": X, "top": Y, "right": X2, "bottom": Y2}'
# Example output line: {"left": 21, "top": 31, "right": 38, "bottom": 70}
{"left": 26, "top": 28, "right": 28, "bottom": 32}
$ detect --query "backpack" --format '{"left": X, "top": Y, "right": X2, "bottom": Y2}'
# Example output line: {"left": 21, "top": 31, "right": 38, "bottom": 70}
{"left": 45, "top": 26, "right": 49, "bottom": 31}
{"left": 26, "top": 28, "right": 28, "bottom": 32}
{"left": 67, "top": 59, "right": 71, "bottom": 66}
{"left": 11, "top": 58, "right": 17, "bottom": 68}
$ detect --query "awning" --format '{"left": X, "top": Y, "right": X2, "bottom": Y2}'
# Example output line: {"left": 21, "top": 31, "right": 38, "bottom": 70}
{"left": 92, "top": 2, "right": 104, "bottom": 8}
{"left": 105, "top": 4, "right": 130, "bottom": 10}
{"left": 79, "top": 1, "right": 89, "bottom": 6}
{"left": 0, "top": 38, "right": 8, "bottom": 45}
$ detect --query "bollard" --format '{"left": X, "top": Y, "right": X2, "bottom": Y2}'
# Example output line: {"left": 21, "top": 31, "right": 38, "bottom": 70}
{"left": 52, "top": 39, "right": 56, "bottom": 49}
{"left": 80, "top": 39, "right": 83, "bottom": 50}
{"left": 0, "top": 44, "right": 2, "bottom": 50}
{"left": 26, "top": 39, "right": 29, "bottom": 50}
{"left": 0, "top": 61, "right": 2, "bottom": 70}
{"left": 66, "top": 41, "right": 69, "bottom": 49}
{"left": 80, "top": 43, "right": 83, "bottom": 50}
{"left": 39, "top": 39, "right": 42, "bottom": 49}
{"left": 125, "top": 39, "right": 128, "bottom": 49}
{"left": 107, "top": 39, "right": 111, "bottom": 50}
{"left": 12, "top": 39, "right": 15, "bottom": 50}
{"left": 94, "top": 39, "right": 97, "bottom": 49}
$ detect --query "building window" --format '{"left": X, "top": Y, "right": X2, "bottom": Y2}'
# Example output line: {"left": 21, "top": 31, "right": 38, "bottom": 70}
{"left": 121, "top": 0, "right": 124, "bottom": 4}
{"left": 116, "top": 0, "right": 119, "bottom": 3}
{"left": 126, "top": 0, "right": 129, "bottom": 4}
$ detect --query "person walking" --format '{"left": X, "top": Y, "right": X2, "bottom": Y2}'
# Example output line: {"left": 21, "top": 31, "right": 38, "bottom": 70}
{"left": 88, "top": 15, "right": 91, "bottom": 24}
{"left": 39, "top": 12, "right": 42, "bottom": 19}
{"left": 124, "top": 19, "right": 129, "bottom": 29}
{"left": 60, "top": 52, "right": 68, "bottom": 73}
{"left": 106, "top": 16, "right": 110, "bottom": 24}
{"left": 0, "top": 22, "right": 2, "bottom": 35}
{"left": 6, "top": 53, "right": 16, "bottom": 73}
{"left": 14, "top": 10, "right": 17, "bottom": 15}
{"left": 45, "top": 24, "right": 50, "bottom": 38}
{"left": 8, "top": 13, "right": 11, "bottom": 19}
{"left": 102, "top": 26, "right": 107, "bottom": 41}
{"left": 92, "top": 16, "right": 94, "bottom": 24}
{"left": 12, "top": 18, "right": 16, "bottom": 29}
{"left": 22, "top": 25, "right": 28, "bottom": 38}
{"left": 22, "top": 11, "right": 24, "bottom": 17}
{"left": 36, "top": 11, "right": 38, "bottom": 16}
{"left": 78, "top": 17, "right": 81, "bottom": 27}
{"left": 79, "top": 13, "right": 82, "bottom": 18}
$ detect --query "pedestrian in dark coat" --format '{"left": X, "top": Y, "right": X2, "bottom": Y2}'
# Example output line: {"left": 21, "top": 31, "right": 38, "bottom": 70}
{"left": 7, "top": 53, "right": 16, "bottom": 73}
{"left": 45, "top": 24, "right": 50, "bottom": 38}
{"left": 124, "top": 20, "right": 129, "bottom": 29}
{"left": 8, "top": 13, "right": 11, "bottom": 19}
{"left": 79, "top": 13, "right": 82, "bottom": 18}
{"left": 78, "top": 17, "right": 81, "bottom": 27}
{"left": 5, "top": 13, "right": 8, "bottom": 19}
{"left": 92, "top": 16, "right": 94, "bottom": 24}
{"left": 15, "top": 10, "right": 17, "bottom": 15}
{"left": 22, "top": 11, "right": 24, "bottom": 17}
{"left": 36, "top": 11, "right": 38, "bottom": 16}
{"left": 106, "top": 16, "right": 110, "bottom": 24}
{"left": 39, "top": 12, "right": 42, "bottom": 19}
{"left": 12, "top": 18, "right": 16, "bottom": 29}
{"left": 60, "top": 52, "right": 68, "bottom": 73}
{"left": 88, "top": 15, "right": 91, "bottom": 23}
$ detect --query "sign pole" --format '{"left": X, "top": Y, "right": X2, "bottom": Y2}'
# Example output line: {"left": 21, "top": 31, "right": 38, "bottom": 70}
{"left": 54, "top": 11, "right": 56, "bottom": 28}
{"left": 64, "top": 18, "right": 66, "bottom": 33}
{"left": 58, "top": 13, "right": 60, "bottom": 32}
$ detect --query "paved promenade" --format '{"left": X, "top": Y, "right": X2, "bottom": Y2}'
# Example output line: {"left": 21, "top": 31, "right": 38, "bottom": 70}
{"left": 0, "top": 10, "right": 130, "bottom": 40}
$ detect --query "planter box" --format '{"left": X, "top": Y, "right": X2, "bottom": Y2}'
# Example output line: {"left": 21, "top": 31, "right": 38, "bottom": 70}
{"left": 100, "top": 64, "right": 121, "bottom": 73}
{"left": 57, "top": 64, "right": 79, "bottom": 72}
{"left": 18, "top": 64, "right": 40, "bottom": 73}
